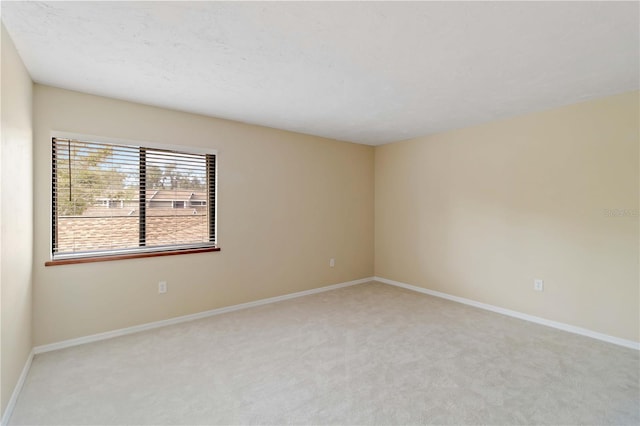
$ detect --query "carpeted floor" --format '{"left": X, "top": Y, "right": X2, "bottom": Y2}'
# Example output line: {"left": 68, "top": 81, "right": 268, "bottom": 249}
{"left": 9, "top": 281, "right": 640, "bottom": 425}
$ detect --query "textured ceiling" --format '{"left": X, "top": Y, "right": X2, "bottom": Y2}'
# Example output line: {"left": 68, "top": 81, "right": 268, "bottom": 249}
{"left": 2, "top": 1, "right": 638, "bottom": 145}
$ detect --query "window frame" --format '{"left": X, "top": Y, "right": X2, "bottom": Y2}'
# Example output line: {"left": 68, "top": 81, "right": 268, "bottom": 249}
{"left": 46, "top": 132, "right": 220, "bottom": 266}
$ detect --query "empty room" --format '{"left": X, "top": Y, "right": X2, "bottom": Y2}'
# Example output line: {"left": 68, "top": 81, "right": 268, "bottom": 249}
{"left": 1, "top": 1, "right": 638, "bottom": 425}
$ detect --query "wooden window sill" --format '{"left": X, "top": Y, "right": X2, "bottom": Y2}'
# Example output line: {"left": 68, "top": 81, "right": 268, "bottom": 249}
{"left": 45, "top": 246, "right": 221, "bottom": 266}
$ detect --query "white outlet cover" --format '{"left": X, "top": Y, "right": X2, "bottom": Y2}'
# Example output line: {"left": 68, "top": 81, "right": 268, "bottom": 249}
{"left": 534, "top": 279, "right": 544, "bottom": 292}
{"left": 329, "top": 258, "right": 335, "bottom": 267}
{"left": 159, "top": 281, "right": 167, "bottom": 293}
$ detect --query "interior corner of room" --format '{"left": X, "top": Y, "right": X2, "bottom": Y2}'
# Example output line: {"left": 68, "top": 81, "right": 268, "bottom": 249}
{"left": 1, "top": 2, "right": 638, "bottom": 425}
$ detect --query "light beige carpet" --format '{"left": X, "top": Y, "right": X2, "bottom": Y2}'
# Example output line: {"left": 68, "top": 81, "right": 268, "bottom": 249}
{"left": 9, "top": 282, "right": 640, "bottom": 425}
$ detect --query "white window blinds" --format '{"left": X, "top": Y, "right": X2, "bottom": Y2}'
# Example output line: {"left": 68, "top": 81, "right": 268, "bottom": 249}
{"left": 52, "top": 137, "right": 216, "bottom": 259}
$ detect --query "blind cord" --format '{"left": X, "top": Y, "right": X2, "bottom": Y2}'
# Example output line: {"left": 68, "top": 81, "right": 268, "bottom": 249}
{"left": 68, "top": 139, "right": 72, "bottom": 202}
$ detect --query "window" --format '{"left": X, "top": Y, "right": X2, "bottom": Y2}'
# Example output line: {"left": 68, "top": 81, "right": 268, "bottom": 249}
{"left": 50, "top": 137, "right": 218, "bottom": 264}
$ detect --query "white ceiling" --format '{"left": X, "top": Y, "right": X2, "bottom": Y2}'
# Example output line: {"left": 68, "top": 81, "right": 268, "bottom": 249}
{"left": 2, "top": 1, "right": 638, "bottom": 145}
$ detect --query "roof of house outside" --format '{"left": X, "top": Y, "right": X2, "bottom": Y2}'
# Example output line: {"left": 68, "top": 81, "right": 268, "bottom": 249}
{"left": 147, "top": 190, "right": 207, "bottom": 202}
{"left": 78, "top": 190, "right": 208, "bottom": 217}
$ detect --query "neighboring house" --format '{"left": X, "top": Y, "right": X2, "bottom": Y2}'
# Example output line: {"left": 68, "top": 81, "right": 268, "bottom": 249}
{"left": 147, "top": 190, "right": 207, "bottom": 209}
{"left": 89, "top": 190, "right": 207, "bottom": 217}
{"left": 57, "top": 189, "right": 210, "bottom": 252}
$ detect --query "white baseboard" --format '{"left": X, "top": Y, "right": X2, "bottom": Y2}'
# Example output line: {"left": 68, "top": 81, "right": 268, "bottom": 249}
{"left": 34, "top": 277, "right": 374, "bottom": 355}
{"left": 1, "top": 349, "right": 34, "bottom": 426}
{"left": 374, "top": 276, "right": 639, "bottom": 350}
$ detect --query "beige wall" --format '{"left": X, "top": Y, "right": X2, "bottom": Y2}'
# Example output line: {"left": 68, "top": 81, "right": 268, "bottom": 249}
{"left": 32, "top": 85, "right": 374, "bottom": 346}
{"left": 375, "top": 91, "right": 639, "bottom": 342}
{"left": 1, "top": 24, "right": 33, "bottom": 416}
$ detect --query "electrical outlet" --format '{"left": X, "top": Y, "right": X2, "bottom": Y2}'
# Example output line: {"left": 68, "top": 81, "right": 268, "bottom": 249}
{"left": 329, "top": 258, "right": 335, "bottom": 267}
{"left": 534, "top": 279, "right": 544, "bottom": 292}
{"left": 158, "top": 281, "right": 167, "bottom": 294}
